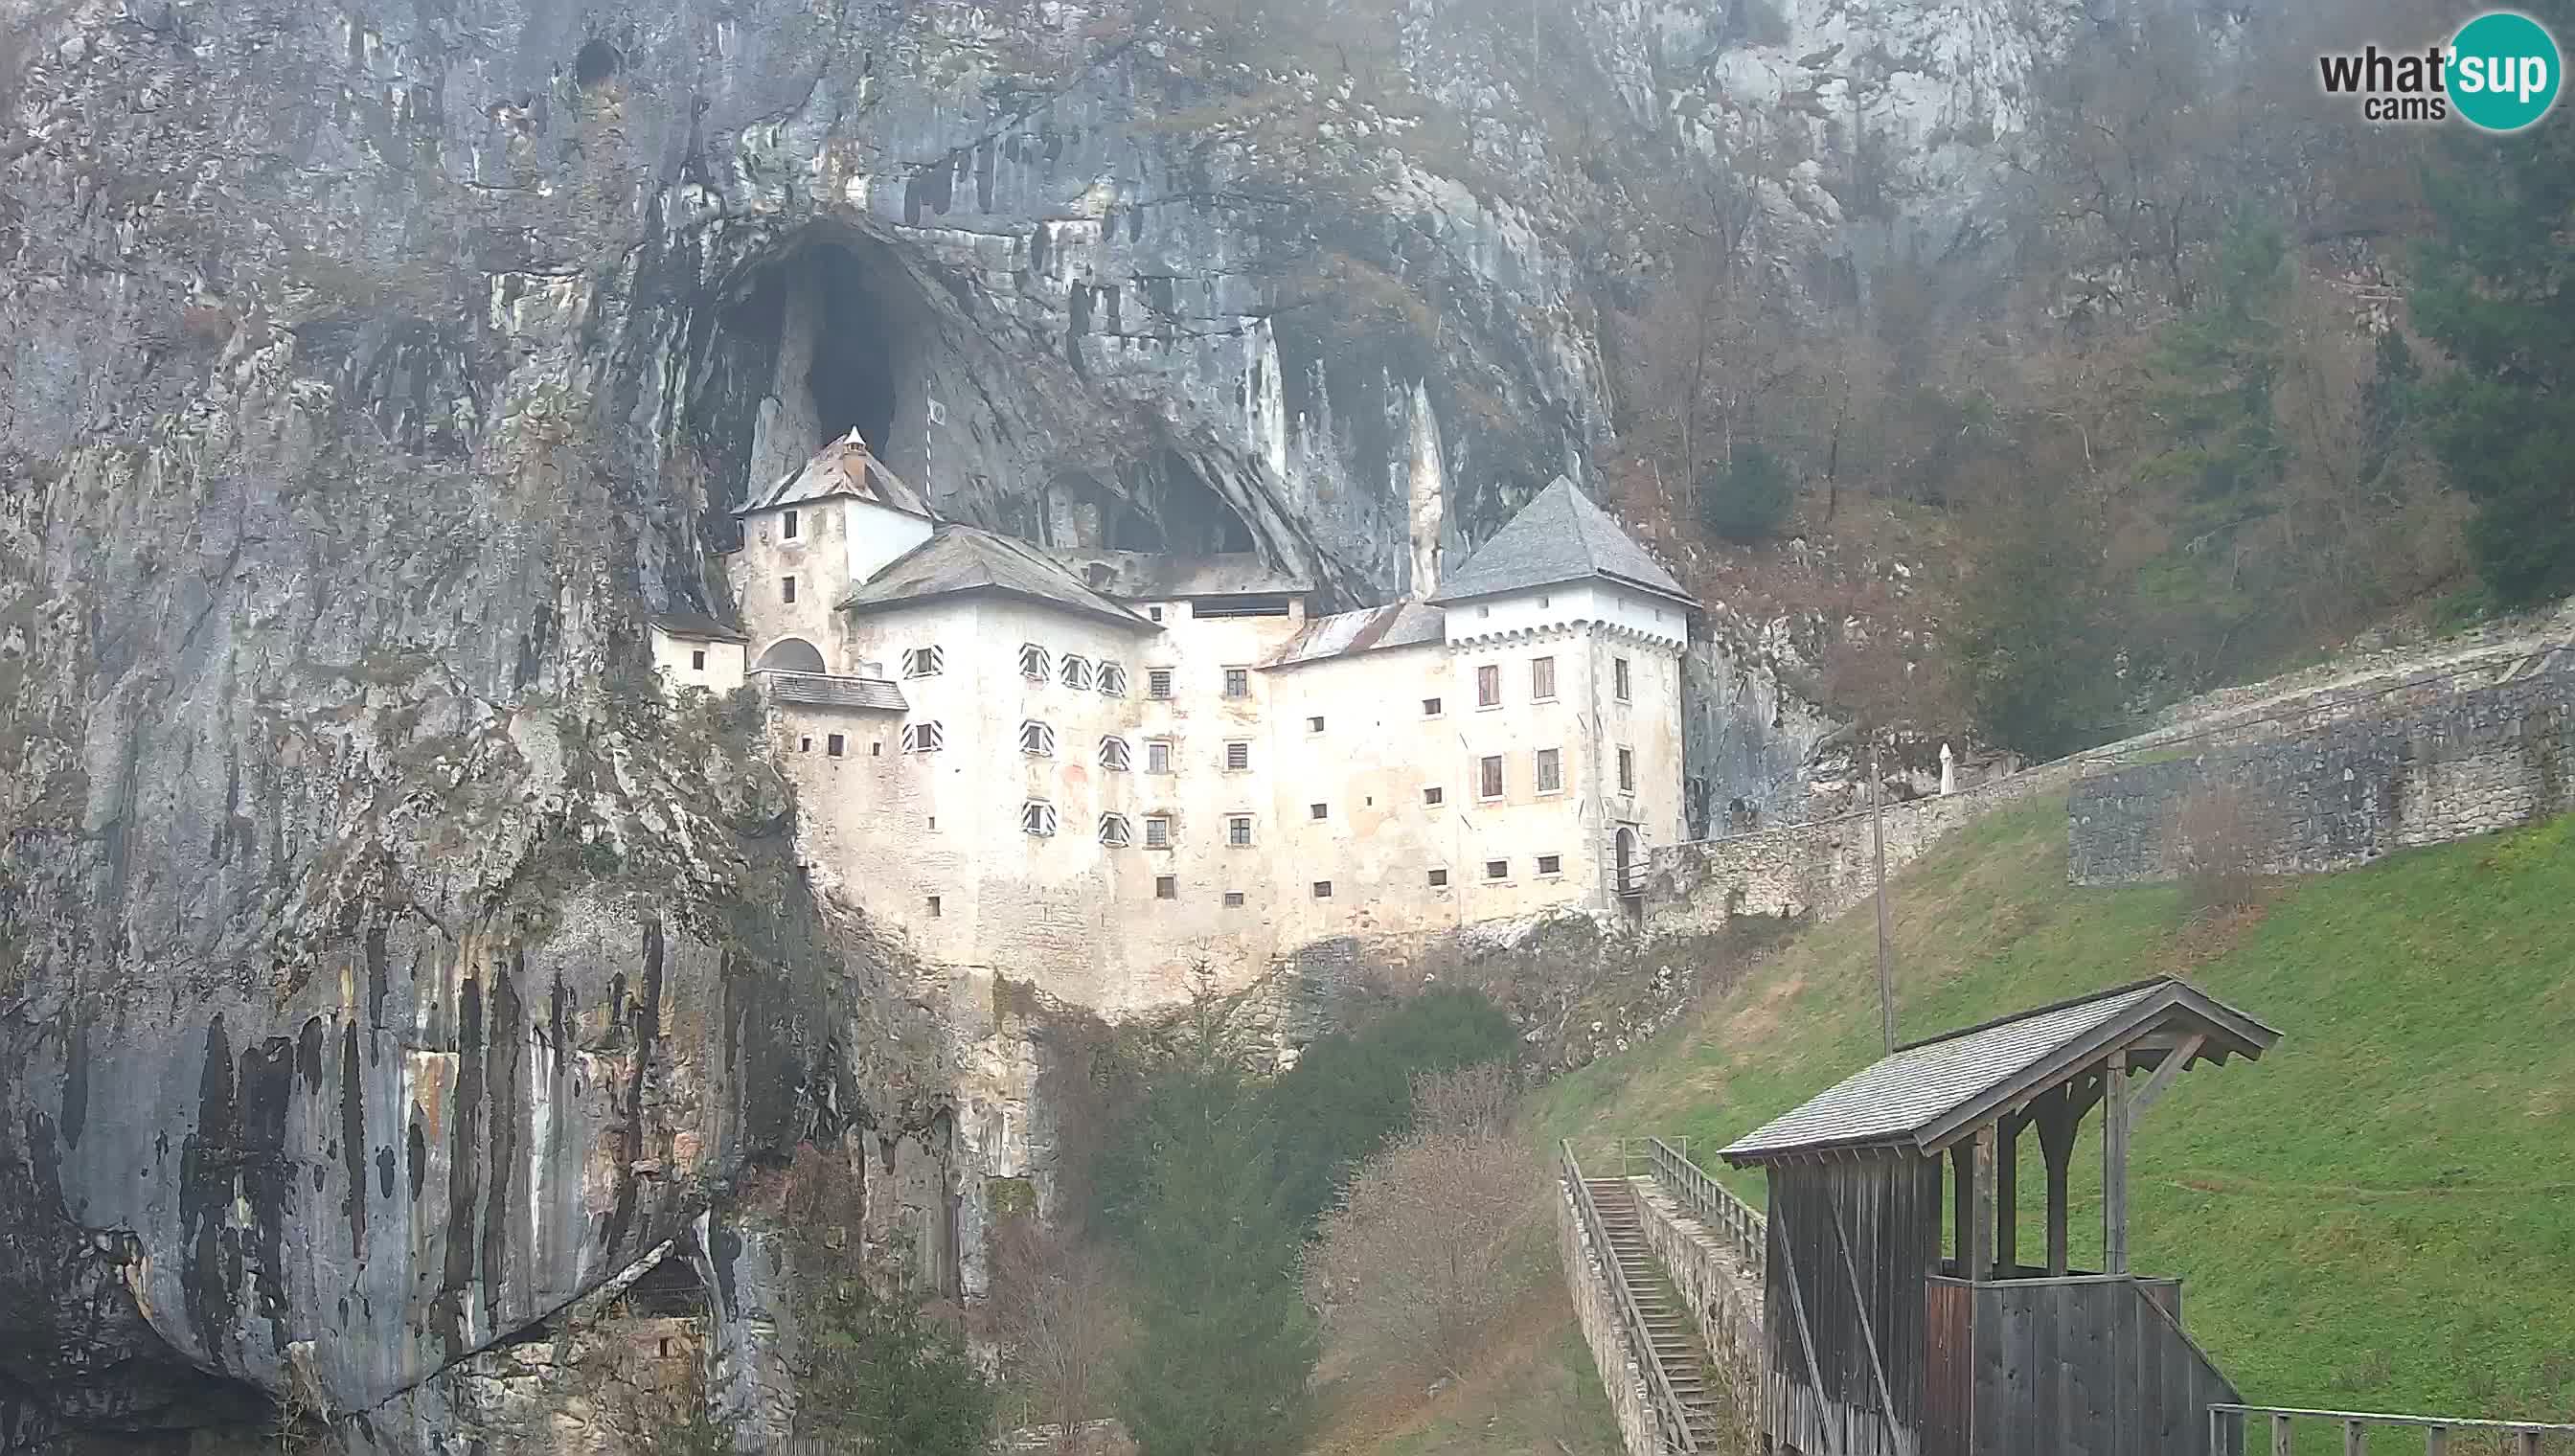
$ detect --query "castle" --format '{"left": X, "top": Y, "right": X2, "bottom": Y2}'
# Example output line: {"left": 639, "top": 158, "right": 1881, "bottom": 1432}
{"left": 652, "top": 433, "right": 1698, "bottom": 1013}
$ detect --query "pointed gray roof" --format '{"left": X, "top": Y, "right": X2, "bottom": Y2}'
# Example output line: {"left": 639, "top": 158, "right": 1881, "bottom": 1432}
{"left": 838, "top": 525, "right": 1158, "bottom": 632}
{"left": 1719, "top": 977, "right": 2280, "bottom": 1165}
{"left": 740, "top": 431, "right": 931, "bottom": 518}
{"left": 1265, "top": 603, "right": 1447, "bottom": 670}
{"left": 1427, "top": 477, "right": 1697, "bottom": 608}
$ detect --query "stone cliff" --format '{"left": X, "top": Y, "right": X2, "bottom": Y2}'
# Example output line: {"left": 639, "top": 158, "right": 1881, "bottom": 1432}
{"left": 0, "top": 0, "right": 2085, "bottom": 1447}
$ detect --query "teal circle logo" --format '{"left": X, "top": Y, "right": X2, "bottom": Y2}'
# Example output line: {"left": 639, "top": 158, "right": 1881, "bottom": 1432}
{"left": 2450, "top": 11, "right": 2562, "bottom": 131}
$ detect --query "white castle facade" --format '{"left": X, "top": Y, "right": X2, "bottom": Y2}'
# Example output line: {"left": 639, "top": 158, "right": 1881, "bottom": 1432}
{"left": 652, "top": 434, "right": 1698, "bottom": 1013}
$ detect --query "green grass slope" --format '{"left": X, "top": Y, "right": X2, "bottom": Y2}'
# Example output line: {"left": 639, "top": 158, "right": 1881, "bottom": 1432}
{"left": 1543, "top": 802, "right": 2575, "bottom": 1422}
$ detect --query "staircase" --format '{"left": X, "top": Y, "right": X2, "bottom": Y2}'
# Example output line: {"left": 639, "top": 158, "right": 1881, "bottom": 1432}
{"left": 1584, "top": 1176, "right": 1729, "bottom": 1452}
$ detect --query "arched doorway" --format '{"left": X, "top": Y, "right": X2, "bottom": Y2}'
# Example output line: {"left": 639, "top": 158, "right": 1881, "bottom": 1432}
{"left": 754, "top": 637, "right": 827, "bottom": 673}
{"left": 1615, "top": 828, "right": 1642, "bottom": 915}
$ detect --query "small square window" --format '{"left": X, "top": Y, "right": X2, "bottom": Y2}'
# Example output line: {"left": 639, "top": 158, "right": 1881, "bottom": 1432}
{"left": 1479, "top": 755, "right": 1504, "bottom": 800}
{"left": 1229, "top": 815, "right": 1254, "bottom": 847}
{"left": 1311, "top": 880, "right": 1333, "bottom": 899}
{"left": 1224, "top": 668, "right": 1249, "bottom": 699}
{"left": 1021, "top": 801, "right": 1058, "bottom": 837}
{"left": 690, "top": 649, "right": 706, "bottom": 671}
{"left": 926, "top": 896, "right": 942, "bottom": 919}
{"left": 1310, "top": 803, "right": 1328, "bottom": 821}
{"left": 827, "top": 734, "right": 845, "bottom": 758}
{"left": 1307, "top": 716, "right": 1325, "bottom": 733}
{"left": 1486, "top": 859, "right": 1509, "bottom": 880}
{"left": 902, "top": 646, "right": 946, "bottom": 678}
{"left": 783, "top": 509, "right": 800, "bottom": 539}
{"left": 1149, "top": 669, "right": 1174, "bottom": 699}
{"left": 1423, "top": 696, "right": 1443, "bottom": 717}
{"left": 1145, "top": 816, "right": 1173, "bottom": 849}
{"left": 1538, "top": 854, "right": 1562, "bottom": 876}
{"left": 872, "top": 741, "right": 881, "bottom": 757}
{"left": 1477, "top": 664, "right": 1500, "bottom": 707}
{"left": 783, "top": 576, "right": 798, "bottom": 604}
{"left": 1223, "top": 891, "right": 1246, "bottom": 908}
{"left": 1427, "top": 869, "right": 1448, "bottom": 887}
{"left": 1226, "top": 741, "right": 1251, "bottom": 772}
{"left": 1618, "top": 747, "right": 1636, "bottom": 793}
{"left": 1614, "top": 657, "right": 1632, "bottom": 702}
{"left": 1149, "top": 605, "right": 1166, "bottom": 623}
{"left": 1537, "top": 747, "right": 1562, "bottom": 794}
{"left": 798, "top": 736, "right": 812, "bottom": 753}
{"left": 1155, "top": 876, "right": 1177, "bottom": 899}
{"left": 1538, "top": 594, "right": 1550, "bottom": 608}
{"left": 1147, "top": 740, "right": 1173, "bottom": 775}
{"left": 1424, "top": 786, "right": 1444, "bottom": 807}
{"left": 1532, "top": 656, "right": 1556, "bottom": 700}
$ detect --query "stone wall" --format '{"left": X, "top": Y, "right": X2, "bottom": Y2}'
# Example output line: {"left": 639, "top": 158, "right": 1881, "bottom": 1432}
{"left": 1630, "top": 1182, "right": 1764, "bottom": 1448}
{"left": 1557, "top": 1176, "right": 1666, "bottom": 1456}
{"left": 2068, "top": 659, "right": 2574, "bottom": 885}
{"left": 1642, "top": 758, "right": 2086, "bottom": 932}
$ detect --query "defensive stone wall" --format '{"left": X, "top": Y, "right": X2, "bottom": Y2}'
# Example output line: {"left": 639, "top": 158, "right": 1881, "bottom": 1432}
{"left": 1557, "top": 1177, "right": 1665, "bottom": 1456}
{"left": 2068, "top": 656, "right": 2573, "bottom": 885}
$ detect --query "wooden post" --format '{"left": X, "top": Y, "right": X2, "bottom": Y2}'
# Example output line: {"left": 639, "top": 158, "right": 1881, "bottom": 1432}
{"left": 2271, "top": 1414, "right": 2293, "bottom": 1456}
{"left": 2039, "top": 1086, "right": 2077, "bottom": 1277}
{"left": 1995, "top": 1115, "right": 2019, "bottom": 1277}
{"left": 2104, "top": 1051, "right": 2131, "bottom": 1276}
{"left": 2344, "top": 1418, "right": 2366, "bottom": 1455}
{"left": 1871, "top": 741, "right": 1894, "bottom": 1054}
{"left": 1971, "top": 1124, "right": 1999, "bottom": 1282}
{"left": 2425, "top": 1427, "right": 2448, "bottom": 1456}
{"left": 1951, "top": 1142, "right": 1974, "bottom": 1277}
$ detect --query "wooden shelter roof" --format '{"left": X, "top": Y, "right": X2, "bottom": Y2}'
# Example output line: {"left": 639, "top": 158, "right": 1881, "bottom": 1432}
{"left": 1719, "top": 977, "right": 2279, "bottom": 1166}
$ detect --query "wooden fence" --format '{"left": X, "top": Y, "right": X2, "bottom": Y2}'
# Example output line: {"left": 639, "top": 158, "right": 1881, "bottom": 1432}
{"left": 2210, "top": 1404, "right": 2575, "bottom": 1455}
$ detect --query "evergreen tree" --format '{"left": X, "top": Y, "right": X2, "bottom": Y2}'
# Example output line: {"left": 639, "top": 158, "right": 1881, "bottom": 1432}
{"left": 1696, "top": 441, "right": 1796, "bottom": 542}
{"left": 2410, "top": 38, "right": 2575, "bottom": 607}
{"left": 794, "top": 1276, "right": 995, "bottom": 1454}
{"left": 1944, "top": 477, "right": 2123, "bottom": 761}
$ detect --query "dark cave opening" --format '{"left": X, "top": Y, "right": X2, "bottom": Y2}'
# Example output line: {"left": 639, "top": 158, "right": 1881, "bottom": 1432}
{"left": 1116, "top": 450, "right": 1254, "bottom": 555}
{"left": 573, "top": 40, "right": 621, "bottom": 88}
{"left": 804, "top": 243, "right": 905, "bottom": 457}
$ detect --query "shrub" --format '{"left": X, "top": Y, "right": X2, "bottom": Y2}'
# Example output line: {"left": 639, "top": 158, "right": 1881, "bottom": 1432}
{"left": 1696, "top": 443, "right": 1796, "bottom": 543}
{"left": 2168, "top": 785, "right": 2273, "bottom": 921}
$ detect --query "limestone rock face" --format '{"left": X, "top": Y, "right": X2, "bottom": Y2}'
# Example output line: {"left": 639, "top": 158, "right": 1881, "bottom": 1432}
{"left": 0, "top": 0, "right": 2080, "bottom": 1448}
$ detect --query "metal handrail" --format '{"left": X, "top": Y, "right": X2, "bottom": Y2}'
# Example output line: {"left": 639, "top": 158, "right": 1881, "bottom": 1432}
{"left": 1561, "top": 1141, "right": 1700, "bottom": 1455}
{"left": 2209, "top": 1403, "right": 2575, "bottom": 1455}
{"left": 1645, "top": 1137, "right": 1766, "bottom": 1281}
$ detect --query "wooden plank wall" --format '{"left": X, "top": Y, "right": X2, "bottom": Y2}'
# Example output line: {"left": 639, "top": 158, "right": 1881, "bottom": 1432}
{"left": 1763, "top": 1156, "right": 1944, "bottom": 1456}
{"left": 1968, "top": 1277, "right": 2242, "bottom": 1456}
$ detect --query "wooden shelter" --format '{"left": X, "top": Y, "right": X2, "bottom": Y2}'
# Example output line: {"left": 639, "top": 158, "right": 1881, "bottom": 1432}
{"left": 1719, "top": 976, "right": 2281, "bottom": 1456}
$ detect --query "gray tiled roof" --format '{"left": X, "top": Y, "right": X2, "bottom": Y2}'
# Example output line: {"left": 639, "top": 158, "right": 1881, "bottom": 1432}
{"left": 1720, "top": 977, "right": 2279, "bottom": 1164}
{"left": 839, "top": 525, "right": 1157, "bottom": 631}
{"left": 740, "top": 431, "right": 931, "bottom": 517}
{"left": 761, "top": 671, "right": 908, "bottom": 713}
{"left": 651, "top": 609, "right": 747, "bottom": 643}
{"left": 1427, "top": 477, "right": 1698, "bottom": 608}
{"left": 1266, "top": 603, "right": 1447, "bottom": 669}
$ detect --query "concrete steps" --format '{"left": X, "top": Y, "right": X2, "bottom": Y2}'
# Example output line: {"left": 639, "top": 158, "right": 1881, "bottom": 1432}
{"left": 1584, "top": 1176, "right": 1725, "bottom": 1448}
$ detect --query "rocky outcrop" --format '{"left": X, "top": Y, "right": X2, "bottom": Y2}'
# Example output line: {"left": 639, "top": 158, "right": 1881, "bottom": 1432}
{"left": 0, "top": 0, "right": 2100, "bottom": 1447}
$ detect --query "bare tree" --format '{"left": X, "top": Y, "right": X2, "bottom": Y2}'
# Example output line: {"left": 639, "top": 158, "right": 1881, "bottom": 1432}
{"left": 990, "top": 1216, "right": 1131, "bottom": 1453}
{"left": 2168, "top": 785, "right": 2275, "bottom": 921}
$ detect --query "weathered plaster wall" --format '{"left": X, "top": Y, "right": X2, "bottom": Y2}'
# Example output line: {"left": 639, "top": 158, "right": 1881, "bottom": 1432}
{"left": 2068, "top": 661, "right": 2575, "bottom": 885}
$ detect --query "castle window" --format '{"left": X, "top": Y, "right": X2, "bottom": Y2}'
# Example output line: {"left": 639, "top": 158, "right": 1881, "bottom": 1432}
{"left": 1100, "top": 736, "right": 1132, "bottom": 771}
{"left": 1099, "top": 813, "right": 1132, "bottom": 848}
{"left": 1476, "top": 664, "right": 1500, "bottom": 708}
{"left": 1538, "top": 854, "right": 1562, "bottom": 876}
{"left": 1307, "top": 716, "right": 1325, "bottom": 734}
{"left": 1310, "top": 803, "right": 1328, "bottom": 821}
{"left": 1427, "top": 869, "right": 1448, "bottom": 888}
{"left": 799, "top": 736, "right": 812, "bottom": 753}
{"left": 1149, "top": 605, "right": 1166, "bottom": 623}
{"left": 1618, "top": 747, "right": 1635, "bottom": 793}
{"left": 1311, "top": 880, "right": 1333, "bottom": 899}
{"left": 1019, "top": 720, "right": 1057, "bottom": 757}
{"left": 926, "top": 896, "right": 942, "bottom": 918}
{"left": 784, "top": 510, "right": 800, "bottom": 540}
{"left": 1060, "top": 655, "right": 1094, "bottom": 691}
{"left": 1149, "top": 669, "right": 1174, "bottom": 699}
{"left": 902, "top": 721, "right": 945, "bottom": 753}
{"left": 1614, "top": 657, "right": 1631, "bottom": 701}
{"left": 1223, "top": 891, "right": 1246, "bottom": 908}
{"left": 1099, "top": 661, "right": 1128, "bottom": 696}
{"left": 1155, "top": 875, "right": 1177, "bottom": 899}
{"left": 1145, "top": 816, "right": 1173, "bottom": 849}
{"left": 1424, "top": 786, "right": 1444, "bottom": 807}
{"left": 1485, "top": 859, "right": 1509, "bottom": 880}
{"left": 1537, "top": 747, "right": 1562, "bottom": 794}
{"left": 1423, "top": 696, "right": 1442, "bottom": 717}
{"left": 827, "top": 734, "right": 845, "bottom": 757}
{"left": 1147, "top": 740, "right": 1173, "bottom": 775}
{"left": 1022, "top": 801, "right": 1058, "bottom": 837}
{"left": 1531, "top": 655, "right": 1557, "bottom": 701}
{"left": 901, "top": 646, "right": 945, "bottom": 678}
{"left": 783, "top": 576, "right": 798, "bottom": 603}
{"left": 1479, "top": 755, "right": 1504, "bottom": 800}
{"left": 1019, "top": 644, "right": 1051, "bottom": 681}
{"left": 691, "top": 649, "right": 706, "bottom": 671}
{"left": 1228, "top": 815, "right": 1254, "bottom": 847}
{"left": 1225, "top": 741, "right": 1251, "bottom": 772}
{"left": 1223, "top": 668, "right": 1249, "bottom": 699}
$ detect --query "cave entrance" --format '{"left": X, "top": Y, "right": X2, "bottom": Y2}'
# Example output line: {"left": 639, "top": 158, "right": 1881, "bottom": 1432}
{"left": 806, "top": 244, "right": 904, "bottom": 457}
{"left": 1109, "top": 450, "right": 1255, "bottom": 555}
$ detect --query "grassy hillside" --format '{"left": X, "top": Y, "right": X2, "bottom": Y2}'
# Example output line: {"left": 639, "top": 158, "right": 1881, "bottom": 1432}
{"left": 1542, "top": 802, "right": 2575, "bottom": 1423}
{"left": 1307, "top": 1282, "right": 1623, "bottom": 1456}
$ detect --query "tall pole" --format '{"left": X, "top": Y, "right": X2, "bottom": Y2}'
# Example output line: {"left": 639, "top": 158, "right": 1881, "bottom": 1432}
{"left": 1872, "top": 739, "right": 1895, "bottom": 1054}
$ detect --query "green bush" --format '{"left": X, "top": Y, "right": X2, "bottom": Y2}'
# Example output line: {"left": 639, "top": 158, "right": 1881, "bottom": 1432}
{"left": 1697, "top": 443, "right": 1796, "bottom": 543}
